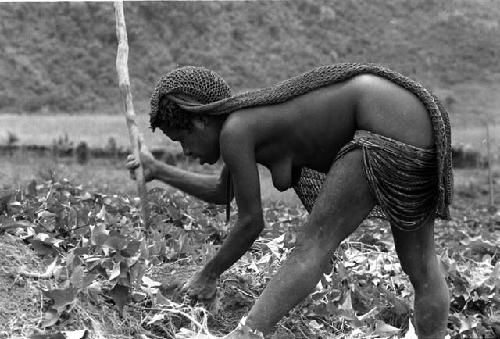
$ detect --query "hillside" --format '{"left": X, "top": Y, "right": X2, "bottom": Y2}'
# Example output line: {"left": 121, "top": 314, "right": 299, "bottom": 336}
{"left": 0, "top": 0, "right": 499, "bottom": 122}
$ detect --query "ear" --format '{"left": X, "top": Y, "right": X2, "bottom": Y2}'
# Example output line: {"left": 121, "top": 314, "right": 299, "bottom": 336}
{"left": 192, "top": 116, "right": 209, "bottom": 130}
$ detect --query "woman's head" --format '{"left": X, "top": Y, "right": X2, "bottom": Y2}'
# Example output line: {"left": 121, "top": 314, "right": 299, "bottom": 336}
{"left": 150, "top": 66, "right": 231, "bottom": 132}
{"left": 150, "top": 66, "right": 231, "bottom": 164}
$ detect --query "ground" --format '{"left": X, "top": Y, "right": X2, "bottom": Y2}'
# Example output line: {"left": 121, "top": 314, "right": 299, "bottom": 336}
{"left": 0, "top": 152, "right": 498, "bottom": 339}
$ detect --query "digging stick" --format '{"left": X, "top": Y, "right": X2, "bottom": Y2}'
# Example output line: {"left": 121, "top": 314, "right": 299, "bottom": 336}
{"left": 114, "top": 1, "right": 150, "bottom": 227}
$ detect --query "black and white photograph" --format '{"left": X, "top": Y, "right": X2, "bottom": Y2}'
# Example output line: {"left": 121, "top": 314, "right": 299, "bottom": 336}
{"left": 0, "top": 1, "right": 498, "bottom": 338}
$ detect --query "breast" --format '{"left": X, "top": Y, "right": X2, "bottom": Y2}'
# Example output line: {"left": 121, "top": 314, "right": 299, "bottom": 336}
{"left": 269, "top": 156, "right": 293, "bottom": 192}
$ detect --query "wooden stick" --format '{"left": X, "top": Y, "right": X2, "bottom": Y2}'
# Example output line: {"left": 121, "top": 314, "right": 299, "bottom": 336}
{"left": 114, "top": 1, "right": 150, "bottom": 227}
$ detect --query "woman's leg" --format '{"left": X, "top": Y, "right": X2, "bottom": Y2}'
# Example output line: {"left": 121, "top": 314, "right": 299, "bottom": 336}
{"left": 391, "top": 220, "right": 450, "bottom": 339}
{"left": 245, "top": 150, "right": 376, "bottom": 334}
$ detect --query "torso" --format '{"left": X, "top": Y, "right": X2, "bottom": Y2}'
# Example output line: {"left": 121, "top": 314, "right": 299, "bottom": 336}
{"left": 225, "top": 74, "right": 434, "bottom": 192}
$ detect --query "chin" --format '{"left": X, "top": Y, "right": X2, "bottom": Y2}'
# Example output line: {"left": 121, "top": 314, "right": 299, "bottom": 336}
{"left": 198, "top": 153, "right": 219, "bottom": 165}
{"left": 205, "top": 156, "right": 219, "bottom": 165}
{"left": 198, "top": 157, "right": 209, "bottom": 165}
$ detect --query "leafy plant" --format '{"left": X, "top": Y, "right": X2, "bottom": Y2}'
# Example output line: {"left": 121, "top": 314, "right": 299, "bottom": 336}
{"left": 1, "top": 177, "right": 499, "bottom": 338}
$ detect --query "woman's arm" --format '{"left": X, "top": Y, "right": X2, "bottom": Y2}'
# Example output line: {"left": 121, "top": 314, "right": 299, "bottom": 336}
{"left": 199, "top": 121, "right": 265, "bottom": 279}
{"left": 153, "top": 161, "right": 232, "bottom": 205}
{"left": 127, "top": 150, "right": 233, "bottom": 205}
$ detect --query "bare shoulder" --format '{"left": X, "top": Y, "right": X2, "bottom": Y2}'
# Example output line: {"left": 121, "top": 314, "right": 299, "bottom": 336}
{"left": 219, "top": 107, "right": 270, "bottom": 148}
{"left": 219, "top": 110, "right": 259, "bottom": 162}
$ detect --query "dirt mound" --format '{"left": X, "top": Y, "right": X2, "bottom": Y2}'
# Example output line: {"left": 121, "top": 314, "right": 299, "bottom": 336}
{"left": 0, "top": 234, "right": 52, "bottom": 338}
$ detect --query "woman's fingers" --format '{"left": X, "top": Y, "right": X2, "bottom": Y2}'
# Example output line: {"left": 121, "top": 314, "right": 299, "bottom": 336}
{"left": 127, "top": 149, "right": 154, "bottom": 165}
{"left": 130, "top": 171, "right": 136, "bottom": 180}
{"left": 125, "top": 157, "right": 139, "bottom": 169}
{"left": 126, "top": 154, "right": 139, "bottom": 180}
{"left": 126, "top": 151, "right": 156, "bottom": 182}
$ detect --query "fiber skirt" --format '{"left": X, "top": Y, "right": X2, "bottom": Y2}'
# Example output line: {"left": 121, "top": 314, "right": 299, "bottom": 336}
{"left": 293, "top": 130, "right": 449, "bottom": 232}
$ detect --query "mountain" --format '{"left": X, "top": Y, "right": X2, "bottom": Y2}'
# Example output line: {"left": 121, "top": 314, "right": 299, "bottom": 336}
{"left": 1, "top": 0, "right": 499, "bottom": 121}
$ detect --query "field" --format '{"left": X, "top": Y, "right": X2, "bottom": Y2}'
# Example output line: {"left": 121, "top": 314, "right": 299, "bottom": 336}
{"left": 0, "top": 155, "right": 498, "bottom": 339}
{"left": 0, "top": 114, "right": 171, "bottom": 149}
{"left": 0, "top": 112, "right": 499, "bottom": 338}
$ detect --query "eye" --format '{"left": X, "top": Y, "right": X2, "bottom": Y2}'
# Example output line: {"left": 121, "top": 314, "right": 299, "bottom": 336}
{"left": 168, "top": 132, "right": 182, "bottom": 142}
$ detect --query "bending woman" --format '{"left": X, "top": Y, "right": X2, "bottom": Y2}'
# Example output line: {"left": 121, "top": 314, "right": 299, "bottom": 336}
{"left": 126, "top": 63, "right": 453, "bottom": 339}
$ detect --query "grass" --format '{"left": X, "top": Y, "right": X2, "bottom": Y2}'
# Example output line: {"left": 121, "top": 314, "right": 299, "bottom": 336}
{"left": 452, "top": 124, "right": 500, "bottom": 155}
{"left": 0, "top": 113, "right": 172, "bottom": 150}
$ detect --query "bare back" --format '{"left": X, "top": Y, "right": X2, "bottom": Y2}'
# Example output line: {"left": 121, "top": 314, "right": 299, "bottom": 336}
{"left": 221, "top": 73, "right": 434, "bottom": 192}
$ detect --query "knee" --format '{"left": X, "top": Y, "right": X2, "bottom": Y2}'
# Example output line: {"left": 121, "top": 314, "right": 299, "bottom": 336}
{"left": 398, "top": 253, "right": 441, "bottom": 286}
{"left": 400, "top": 254, "right": 444, "bottom": 289}
{"left": 289, "top": 239, "right": 333, "bottom": 275}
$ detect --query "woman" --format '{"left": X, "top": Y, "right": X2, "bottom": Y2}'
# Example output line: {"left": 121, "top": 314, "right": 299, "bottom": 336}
{"left": 126, "top": 63, "right": 453, "bottom": 339}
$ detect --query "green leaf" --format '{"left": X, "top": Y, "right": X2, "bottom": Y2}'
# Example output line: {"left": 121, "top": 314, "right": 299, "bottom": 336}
{"left": 339, "top": 290, "right": 353, "bottom": 311}
{"left": 167, "top": 205, "right": 181, "bottom": 220}
{"left": 61, "top": 330, "right": 88, "bottom": 339}
{"left": 121, "top": 240, "right": 141, "bottom": 257}
{"left": 70, "top": 265, "right": 85, "bottom": 289}
{"left": 130, "top": 262, "right": 147, "bottom": 286}
{"left": 118, "top": 260, "right": 131, "bottom": 287}
{"left": 90, "top": 224, "right": 108, "bottom": 246}
{"left": 108, "top": 284, "right": 129, "bottom": 313}
{"left": 29, "top": 239, "right": 58, "bottom": 256}
{"left": 73, "top": 246, "right": 90, "bottom": 257}
{"left": 104, "top": 235, "right": 128, "bottom": 251}
{"left": 0, "top": 220, "right": 36, "bottom": 235}
{"left": 30, "top": 332, "right": 65, "bottom": 339}
{"left": 372, "top": 320, "right": 400, "bottom": 336}
{"left": 107, "top": 262, "right": 121, "bottom": 281}
{"left": 82, "top": 273, "right": 98, "bottom": 289}
{"left": 44, "top": 287, "right": 78, "bottom": 313}
{"left": 147, "top": 313, "right": 166, "bottom": 325}
{"left": 402, "top": 319, "right": 418, "bottom": 339}
{"left": 29, "top": 331, "right": 88, "bottom": 339}
{"left": 265, "top": 234, "right": 285, "bottom": 258}
{"left": 40, "top": 309, "right": 60, "bottom": 328}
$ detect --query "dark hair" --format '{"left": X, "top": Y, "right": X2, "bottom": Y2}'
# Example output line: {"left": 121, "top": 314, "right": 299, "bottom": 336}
{"left": 151, "top": 96, "right": 201, "bottom": 131}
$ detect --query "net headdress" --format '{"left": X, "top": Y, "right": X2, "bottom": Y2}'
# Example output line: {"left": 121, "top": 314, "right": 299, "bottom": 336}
{"left": 150, "top": 66, "right": 231, "bottom": 130}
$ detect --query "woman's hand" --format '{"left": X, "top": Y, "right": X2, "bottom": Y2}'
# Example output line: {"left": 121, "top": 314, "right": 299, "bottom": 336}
{"left": 181, "top": 270, "right": 217, "bottom": 301}
{"left": 125, "top": 148, "right": 157, "bottom": 182}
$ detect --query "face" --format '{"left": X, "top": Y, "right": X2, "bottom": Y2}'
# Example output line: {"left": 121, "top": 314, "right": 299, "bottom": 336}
{"left": 161, "top": 118, "right": 221, "bottom": 165}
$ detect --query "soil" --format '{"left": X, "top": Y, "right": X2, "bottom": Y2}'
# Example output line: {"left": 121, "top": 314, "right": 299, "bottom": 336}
{"left": 0, "top": 234, "right": 56, "bottom": 338}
